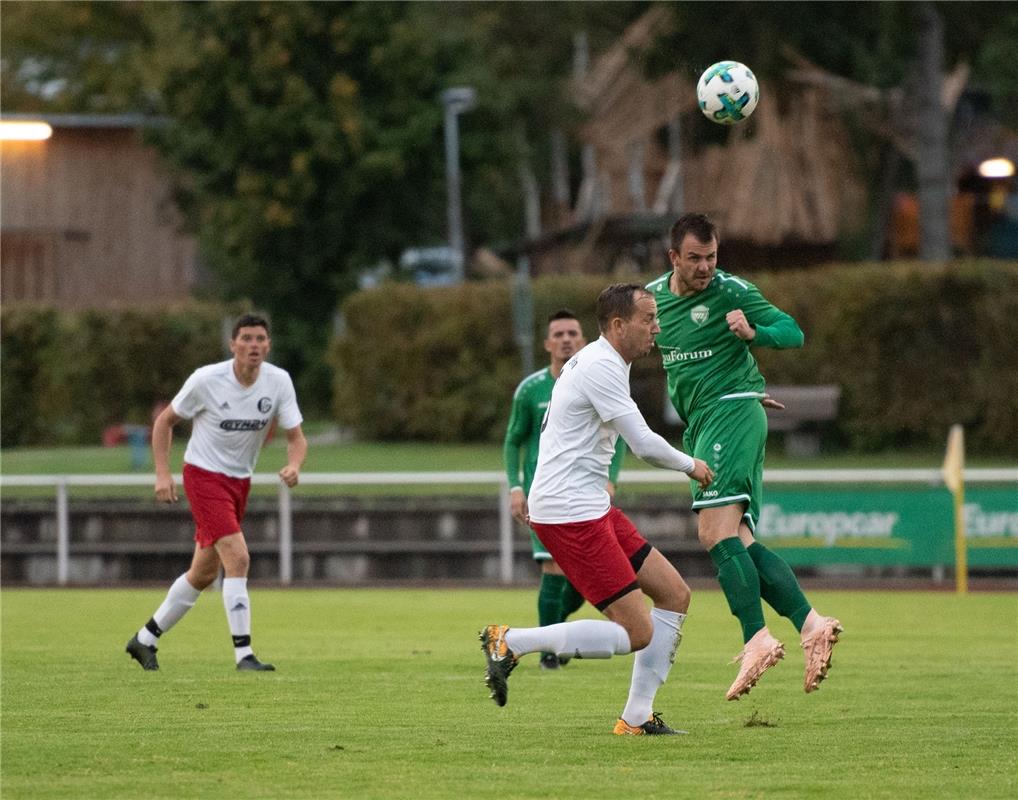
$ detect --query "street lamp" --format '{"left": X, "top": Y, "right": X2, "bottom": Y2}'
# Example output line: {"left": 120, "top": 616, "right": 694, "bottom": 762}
{"left": 978, "top": 158, "right": 1015, "bottom": 179}
{"left": 0, "top": 121, "right": 53, "bottom": 141}
{"left": 441, "top": 86, "right": 477, "bottom": 283}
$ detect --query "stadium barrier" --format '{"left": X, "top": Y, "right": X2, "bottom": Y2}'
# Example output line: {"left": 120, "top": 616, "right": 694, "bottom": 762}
{"left": 1, "top": 469, "right": 1015, "bottom": 586}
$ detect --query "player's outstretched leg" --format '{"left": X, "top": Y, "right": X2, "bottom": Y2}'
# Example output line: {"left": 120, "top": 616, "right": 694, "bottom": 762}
{"left": 479, "top": 619, "right": 631, "bottom": 707}
{"left": 125, "top": 634, "right": 160, "bottom": 671}
{"left": 480, "top": 624, "right": 518, "bottom": 706}
{"left": 613, "top": 711, "right": 687, "bottom": 736}
{"left": 800, "top": 611, "right": 843, "bottom": 693}
{"left": 726, "top": 627, "right": 785, "bottom": 701}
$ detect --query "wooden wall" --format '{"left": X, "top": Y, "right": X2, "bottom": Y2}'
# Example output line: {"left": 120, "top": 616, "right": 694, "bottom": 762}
{"left": 1, "top": 127, "right": 198, "bottom": 308}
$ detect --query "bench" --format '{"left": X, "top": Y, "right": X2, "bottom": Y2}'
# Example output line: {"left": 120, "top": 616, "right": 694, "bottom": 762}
{"left": 764, "top": 384, "right": 841, "bottom": 457}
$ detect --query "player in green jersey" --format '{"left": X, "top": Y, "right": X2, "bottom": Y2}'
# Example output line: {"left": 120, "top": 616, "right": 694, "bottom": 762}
{"left": 648, "top": 213, "right": 842, "bottom": 701}
{"left": 503, "top": 309, "right": 626, "bottom": 670}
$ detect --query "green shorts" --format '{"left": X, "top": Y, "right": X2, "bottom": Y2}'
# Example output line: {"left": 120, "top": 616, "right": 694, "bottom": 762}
{"left": 683, "top": 399, "right": 767, "bottom": 532}
{"left": 530, "top": 529, "right": 552, "bottom": 561}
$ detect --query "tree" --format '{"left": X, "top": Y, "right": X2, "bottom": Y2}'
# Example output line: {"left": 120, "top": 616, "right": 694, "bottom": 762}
{"left": 3, "top": 1, "right": 643, "bottom": 409}
{"left": 1, "top": 1, "right": 159, "bottom": 112}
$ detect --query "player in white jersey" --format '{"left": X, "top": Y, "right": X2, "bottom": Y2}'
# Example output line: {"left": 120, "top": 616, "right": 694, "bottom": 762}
{"left": 126, "top": 314, "right": 307, "bottom": 672}
{"left": 480, "top": 284, "right": 714, "bottom": 735}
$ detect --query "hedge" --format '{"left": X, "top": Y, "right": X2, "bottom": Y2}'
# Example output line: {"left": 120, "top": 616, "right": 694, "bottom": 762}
{"left": 329, "top": 260, "right": 1018, "bottom": 454}
{"left": 1, "top": 305, "right": 234, "bottom": 447}
{"left": 4, "top": 261, "right": 1015, "bottom": 454}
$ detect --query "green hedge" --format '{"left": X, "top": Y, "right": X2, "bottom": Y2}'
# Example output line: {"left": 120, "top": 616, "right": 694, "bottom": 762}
{"left": 751, "top": 260, "right": 1018, "bottom": 454}
{"left": 329, "top": 261, "right": 1018, "bottom": 454}
{"left": 1, "top": 305, "right": 234, "bottom": 447}
{"left": 5, "top": 261, "right": 1015, "bottom": 453}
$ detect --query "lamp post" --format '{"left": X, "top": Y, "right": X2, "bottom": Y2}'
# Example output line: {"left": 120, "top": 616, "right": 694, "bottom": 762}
{"left": 441, "top": 86, "right": 477, "bottom": 283}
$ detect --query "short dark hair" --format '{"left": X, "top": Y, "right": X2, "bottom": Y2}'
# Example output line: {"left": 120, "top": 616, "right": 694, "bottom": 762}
{"left": 670, "top": 213, "right": 718, "bottom": 250}
{"left": 596, "top": 283, "right": 646, "bottom": 332}
{"left": 232, "top": 313, "right": 270, "bottom": 339}
{"left": 547, "top": 308, "right": 578, "bottom": 324}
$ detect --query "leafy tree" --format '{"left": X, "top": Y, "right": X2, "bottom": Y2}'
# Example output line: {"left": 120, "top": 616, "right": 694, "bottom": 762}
{"left": 1, "top": 0, "right": 158, "bottom": 112}
{"left": 2, "top": 1, "right": 643, "bottom": 410}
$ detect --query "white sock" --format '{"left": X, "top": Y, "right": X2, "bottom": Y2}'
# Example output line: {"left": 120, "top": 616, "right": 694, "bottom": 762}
{"left": 505, "top": 619, "right": 631, "bottom": 659}
{"left": 138, "top": 573, "right": 201, "bottom": 646}
{"left": 621, "top": 608, "right": 685, "bottom": 726}
{"left": 222, "top": 577, "right": 253, "bottom": 662}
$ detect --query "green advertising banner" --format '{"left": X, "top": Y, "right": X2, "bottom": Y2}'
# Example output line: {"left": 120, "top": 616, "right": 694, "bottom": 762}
{"left": 964, "top": 487, "right": 1018, "bottom": 568}
{"left": 755, "top": 485, "right": 1018, "bottom": 568}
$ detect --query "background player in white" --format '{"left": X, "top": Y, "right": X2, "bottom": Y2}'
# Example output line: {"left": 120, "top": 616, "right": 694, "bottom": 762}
{"left": 125, "top": 313, "right": 307, "bottom": 671}
{"left": 481, "top": 283, "right": 714, "bottom": 735}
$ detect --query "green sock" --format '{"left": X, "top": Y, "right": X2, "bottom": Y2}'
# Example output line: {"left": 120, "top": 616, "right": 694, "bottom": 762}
{"left": 538, "top": 572, "right": 567, "bottom": 627}
{"left": 747, "top": 542, "right": 812, "bottom": 632}
{"left": 709, "top": 538, "right": 766, "bottom": 644}
{"left": 560, "top": 580, "right": 585, "bottom": 620}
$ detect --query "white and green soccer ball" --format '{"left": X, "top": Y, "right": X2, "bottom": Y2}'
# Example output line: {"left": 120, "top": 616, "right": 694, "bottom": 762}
{"left": 696, "top": 61, "right": 760, "bottom": 125}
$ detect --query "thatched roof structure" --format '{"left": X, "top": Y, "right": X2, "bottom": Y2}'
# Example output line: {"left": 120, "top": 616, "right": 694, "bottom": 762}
{"left": 564, "top": 6, "right": 866, "bottom": 249}
{"left": 680, "top": 92, "right": 866, "bottom": 245}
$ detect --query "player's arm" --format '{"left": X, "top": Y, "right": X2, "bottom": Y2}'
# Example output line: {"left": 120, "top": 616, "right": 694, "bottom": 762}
{"left": 278, "top": 424, "right": 307, "bottom": 487}
{"left": 152, "top": 404, "right": 183, "bottom": 503}
{"left": 502, "top": 389, "right": 530, "bottom": 523}
{"left": 609, "top": 412, "right": 714, "bottom": 489}
{"left": 726, "top": 286, "right": 804, "bottom": 349}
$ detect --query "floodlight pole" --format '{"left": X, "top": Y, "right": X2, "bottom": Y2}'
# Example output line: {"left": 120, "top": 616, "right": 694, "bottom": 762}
{"left": 441, "top": 87, "right": 477, "bottom": 283}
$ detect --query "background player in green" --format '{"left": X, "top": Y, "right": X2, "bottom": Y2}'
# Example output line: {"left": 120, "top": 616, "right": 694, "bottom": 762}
{"left": 648, "top": 213, "right": 842, "bottom": 701}
{"left": 503, "top": 308, "right": 626, "bottom": 670}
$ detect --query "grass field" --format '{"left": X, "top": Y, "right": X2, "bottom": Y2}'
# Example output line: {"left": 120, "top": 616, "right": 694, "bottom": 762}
{"left": 3, "top": 438, "right": 1012, "bottom": 501}
{"left": 2, "top": 588, "right": 1016, "bottom": 799}
{"left": 5, "top": 438, "right": 1014, "bottom": 476}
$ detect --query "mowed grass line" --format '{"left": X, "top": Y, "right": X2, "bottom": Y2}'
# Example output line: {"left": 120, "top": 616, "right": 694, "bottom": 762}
{"left": 4, "top": 439, "right": 1012, "bottom": 476}
{"left": 4, "top": 440, "right": 1012, "bottom": 500}
{"left": 2, "top": 589, "right": 1016, "bottom": 799}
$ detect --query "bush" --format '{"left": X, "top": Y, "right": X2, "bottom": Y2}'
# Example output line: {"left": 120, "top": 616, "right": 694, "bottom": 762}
{"left": 329, "top": 261, "right": 1018, "bottom": 454}
{"left": 753, "top": 260, "right": 1018, "bottom": 454}
{"left": 1, "top": 307, "right": 67, "bottom": 446}
{"left": 1, "top": 305, "right": 233, "bottom": 446}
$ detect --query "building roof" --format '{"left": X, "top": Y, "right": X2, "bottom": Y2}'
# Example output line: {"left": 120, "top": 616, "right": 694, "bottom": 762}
{"left": 0, "top": 112, "right": 163, "bottom": 129}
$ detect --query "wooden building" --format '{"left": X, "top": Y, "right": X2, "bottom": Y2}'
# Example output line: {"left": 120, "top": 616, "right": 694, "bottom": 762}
{"left": 1, "top": 114, "right": 199, "bottom": 308}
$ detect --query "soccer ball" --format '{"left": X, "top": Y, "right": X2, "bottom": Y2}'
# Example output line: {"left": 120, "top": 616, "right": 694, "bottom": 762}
{"left": 696, "top": 61, "right": 760, "bottom": 125}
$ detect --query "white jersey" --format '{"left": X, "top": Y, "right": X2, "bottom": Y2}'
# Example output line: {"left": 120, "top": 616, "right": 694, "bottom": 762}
{"left": 528, "top": 337, "right": 640, "bottom": 524}
{"left": 172, "top": 359, "right": 303, "bottom": 478}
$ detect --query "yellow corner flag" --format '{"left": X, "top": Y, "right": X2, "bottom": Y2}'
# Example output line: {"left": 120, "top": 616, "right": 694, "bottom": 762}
{"left": 942, "top": 424, "right": 967, "bottom": 594}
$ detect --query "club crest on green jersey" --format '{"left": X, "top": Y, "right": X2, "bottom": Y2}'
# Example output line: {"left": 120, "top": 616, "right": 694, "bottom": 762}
{"left": 690, "top": 304, "right": 710, "bottom": 325}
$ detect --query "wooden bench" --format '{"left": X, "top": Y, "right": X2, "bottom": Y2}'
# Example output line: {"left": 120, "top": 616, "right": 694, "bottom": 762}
{"left": 764, "top": 384, "right": 841, "bottom": 457}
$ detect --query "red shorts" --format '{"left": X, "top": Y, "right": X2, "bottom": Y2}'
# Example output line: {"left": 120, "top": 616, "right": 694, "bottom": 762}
{"left": 530, "top": 507, "right": 652, "bottom": 611}
{"left": 182, "top": 463, "right": 251, "bottom": 548}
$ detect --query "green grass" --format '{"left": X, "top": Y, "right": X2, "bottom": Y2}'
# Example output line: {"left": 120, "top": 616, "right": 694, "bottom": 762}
{"left": 2, "top": 589, "right": 1016, "bottom": 799}
{"left": 0, "top": 441, "right": 503, "bottom": 475}
{"left": 2, "top": 439, "right": 1012, "bottom": 501}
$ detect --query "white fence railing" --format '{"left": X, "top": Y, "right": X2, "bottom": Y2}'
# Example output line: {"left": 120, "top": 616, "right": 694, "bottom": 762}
{"left": 2, "top": 468, "right": 1015, "bottom": 586}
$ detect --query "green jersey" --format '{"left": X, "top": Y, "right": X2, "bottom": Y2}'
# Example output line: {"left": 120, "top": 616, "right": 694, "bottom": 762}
{"left": 647, "top": 269, "right": 804, "bottom": 423}
{"left": 504, "top": 366, "right": 626, "bottom": 495}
